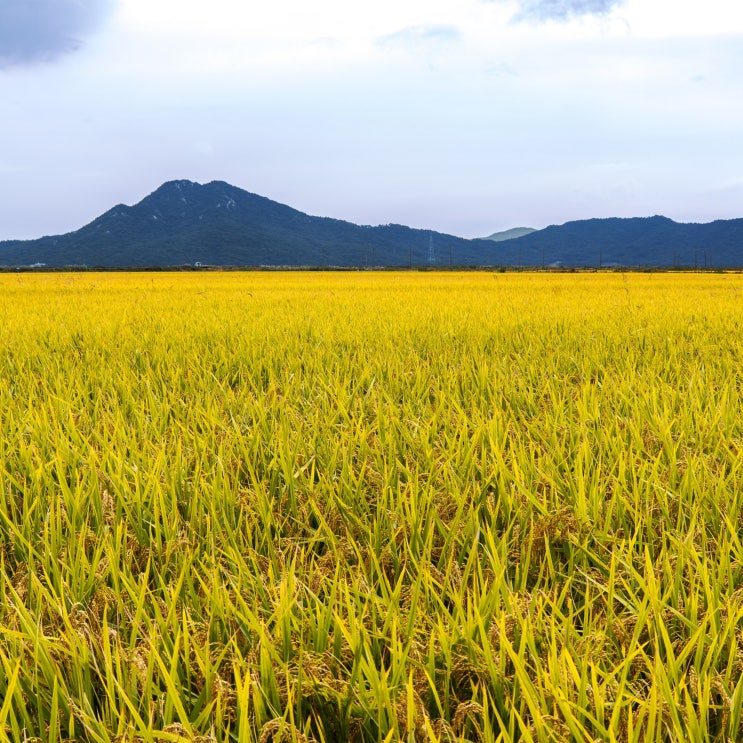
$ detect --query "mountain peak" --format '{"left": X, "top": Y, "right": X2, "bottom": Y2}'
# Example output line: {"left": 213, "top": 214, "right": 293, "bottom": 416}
{"left": 0, "top": 179, "right": 496, "bottom": 267}
{"left": 161, "top": 179, "right": 200, "bottom": 189}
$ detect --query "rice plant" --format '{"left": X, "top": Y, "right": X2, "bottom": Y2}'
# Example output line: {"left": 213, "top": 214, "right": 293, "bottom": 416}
{"left": 0, "top": 271, "right": 742, "bottom": 742}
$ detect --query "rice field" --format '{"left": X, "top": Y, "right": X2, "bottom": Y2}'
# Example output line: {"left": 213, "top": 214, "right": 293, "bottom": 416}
{"left": 1, "top": 271, "right": 743, "bottom": 742}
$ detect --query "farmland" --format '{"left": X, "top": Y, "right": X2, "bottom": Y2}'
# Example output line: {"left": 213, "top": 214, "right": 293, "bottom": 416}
{"left": 1, "top": 271, "right": 743, "bottom": 742}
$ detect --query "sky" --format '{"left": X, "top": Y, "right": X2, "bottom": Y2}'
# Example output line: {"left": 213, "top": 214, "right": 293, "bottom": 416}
{"left": 1, "top": 0, "right": 743, "bottom": 240}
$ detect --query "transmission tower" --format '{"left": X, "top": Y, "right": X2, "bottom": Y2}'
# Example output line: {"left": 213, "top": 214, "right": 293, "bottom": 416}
{"left": 428, "top": 232, "right": 435, "bottom": 265}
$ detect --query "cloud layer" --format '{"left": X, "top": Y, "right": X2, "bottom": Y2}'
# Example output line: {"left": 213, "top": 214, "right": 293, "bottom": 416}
{"left": 377, "top": 25, "right": 462, "bottom": 48}
{"left": 506, "top": 0, "right": 624, "bottom": 23}
{"left": 0, "top": 0, "right": 114, "bottom": 67}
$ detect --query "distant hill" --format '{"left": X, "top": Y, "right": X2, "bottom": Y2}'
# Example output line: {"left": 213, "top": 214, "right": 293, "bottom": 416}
{"left": 499, "top": 216, "right": 743, "bottom": 268}
{"left": 0, "top": 180, "right": 497, "bottom": 268}
{"left": 1, "top": 181, "right": 742, "bottom": 268}
{"left": 484, "top": 227, "right": 537, "bottom": 242}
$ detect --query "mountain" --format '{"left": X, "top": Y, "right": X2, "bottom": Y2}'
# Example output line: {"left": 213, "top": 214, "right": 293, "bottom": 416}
{"left": 1, "top": 181, "right": 742, "bottom": 268}
{"left": 483, "top": 227, "right": 537, "bottom": 242}
{"left": 0, "top": 180, "right": 497, "bottom": 268}
{"left": 497, "top": 216, "right": 743, "bottom": 268}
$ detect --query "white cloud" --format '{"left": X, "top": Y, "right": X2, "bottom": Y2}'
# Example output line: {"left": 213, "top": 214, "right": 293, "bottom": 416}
{"left": 506, "top": 0, "right": 625, "bottom": 23}
{"left": 377, "top": 25, "right": 462, "bottom": 48}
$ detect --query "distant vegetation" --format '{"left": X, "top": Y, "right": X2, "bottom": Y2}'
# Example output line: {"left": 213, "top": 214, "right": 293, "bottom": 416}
{"left": 1, "top": 180, "right": 742, "bottom": 267}
{"left": 1, "top": 272, "right": 743, "bottom": 741}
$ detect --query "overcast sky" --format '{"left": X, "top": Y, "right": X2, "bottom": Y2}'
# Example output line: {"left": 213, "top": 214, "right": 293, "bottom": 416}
{"left": 1, "top": 0, "right": 742, "bottom": 239}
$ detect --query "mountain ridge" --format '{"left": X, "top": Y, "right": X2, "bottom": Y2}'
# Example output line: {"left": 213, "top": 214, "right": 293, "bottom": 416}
{"left": 508, "top": 215, "right": 743, "bottom": 268}
{"left": 1, "top": 180, "right": 742, "bottom": 268}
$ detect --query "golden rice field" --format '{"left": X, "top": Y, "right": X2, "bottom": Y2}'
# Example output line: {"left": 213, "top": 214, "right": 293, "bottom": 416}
{"left": 1, "top": 271, "right": 743, "bottom": 743}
